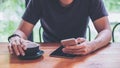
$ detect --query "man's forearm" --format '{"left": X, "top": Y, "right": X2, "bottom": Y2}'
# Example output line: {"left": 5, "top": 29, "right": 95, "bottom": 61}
{"left": 12, "top": 20, "right": 34, "bottom": 40}
{"left": 90, "top": 29, "right": 112, "bottom": 51}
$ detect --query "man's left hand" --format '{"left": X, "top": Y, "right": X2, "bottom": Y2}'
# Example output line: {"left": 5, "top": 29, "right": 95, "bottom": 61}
{"left": 61, "top": 38, "right": 94, "bottom": 55}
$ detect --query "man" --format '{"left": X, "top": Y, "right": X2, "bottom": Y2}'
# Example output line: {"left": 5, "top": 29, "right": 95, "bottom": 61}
{"left": 8, "top": 0, "right": 111, "bottom": 56}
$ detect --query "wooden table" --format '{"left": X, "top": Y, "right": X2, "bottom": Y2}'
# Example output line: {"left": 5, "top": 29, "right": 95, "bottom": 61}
{"left": 0, "top": 42, "right": 120, "bottom": 68}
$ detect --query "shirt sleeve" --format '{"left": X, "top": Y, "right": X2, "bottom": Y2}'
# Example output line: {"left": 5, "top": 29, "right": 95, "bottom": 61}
{"left": 22, "top": 0, "right": 42, "bottom": 25}
{"left": 89, "top": 0, "right": 108, "bottom": 22}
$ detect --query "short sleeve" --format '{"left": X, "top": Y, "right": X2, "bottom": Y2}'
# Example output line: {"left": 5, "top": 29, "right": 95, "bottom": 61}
{"left": 22, "top": 0, "right": 42, "bottom": 25}
{"left": 89, "top": 0, "right": 108, "bottom": 22}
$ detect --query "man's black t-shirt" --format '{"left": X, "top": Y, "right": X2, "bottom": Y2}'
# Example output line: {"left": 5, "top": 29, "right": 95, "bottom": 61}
{"left": 22, "top": 0, "right": 108, "bottom": 42}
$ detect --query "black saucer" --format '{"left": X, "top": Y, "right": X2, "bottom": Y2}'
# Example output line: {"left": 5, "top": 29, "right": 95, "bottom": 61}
{"left": 18, "top": 50, "right": 44, "bottom": 60}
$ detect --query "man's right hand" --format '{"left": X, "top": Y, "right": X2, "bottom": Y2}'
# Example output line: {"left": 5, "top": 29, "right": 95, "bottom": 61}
{"left": 8, "top": 36, "right": 27, "bottom": 56}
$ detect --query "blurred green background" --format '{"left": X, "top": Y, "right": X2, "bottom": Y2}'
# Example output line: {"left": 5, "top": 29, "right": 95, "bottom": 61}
{"left": 0, "top": 0, "right": 120, "bottom": 42}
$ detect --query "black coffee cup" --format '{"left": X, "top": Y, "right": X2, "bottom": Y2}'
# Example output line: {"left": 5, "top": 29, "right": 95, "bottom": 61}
{"left": 18, "top": 42, "right": 44, "bottom": 60}
{"left": 25, "top": 46, "right": 40, "bottom": 56}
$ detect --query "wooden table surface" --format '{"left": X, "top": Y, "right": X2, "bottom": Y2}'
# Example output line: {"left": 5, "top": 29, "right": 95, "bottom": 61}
{"left": 0, "top": 42, "right": 120, "bottom": 68}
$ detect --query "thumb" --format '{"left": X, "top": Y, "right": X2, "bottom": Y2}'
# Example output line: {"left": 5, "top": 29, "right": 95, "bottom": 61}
{"left": 76, "top": 37, "right": 86, "bottom": 44}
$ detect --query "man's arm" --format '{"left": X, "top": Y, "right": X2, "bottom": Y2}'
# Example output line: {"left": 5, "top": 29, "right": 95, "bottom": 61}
{"left": 61, "top": 16, "right": 112, "bottom": 55}
{"left": 91, "top": 16, "right": 112, "bottom": 51}
{"left": 14, "top": 20, "right": 34, "bottom": 40}
{"left": 8, "top": 0, "right": 41, "bottom": 56}
{"left": 8, "top": 20, "right": 34, "bottom": 56}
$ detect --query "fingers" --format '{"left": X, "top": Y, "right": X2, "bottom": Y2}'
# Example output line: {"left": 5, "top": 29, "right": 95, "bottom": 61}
{"left": 62, "top": 48, "right": 86, "bottom": 55}
{"left": 21, "top": 44, "right": 27, "bottom": 50}
{"left": 62, "top": 47, "right": 88, "bottom": 55}
{"left": 63, "top": 45, "right": 86, "bottom": 53}
{"left": 20, "top": 39, "right": 27, "bottom": 50}
{"left": 69, "top": 51, "right": 87, "bottom": 55}
{"left": 9, "top": 37, "right": 26, "bottom": 56}
{"left": 8, "top": 43, "right": 13, "bottom": 54}
{"left": 65, "top": 45, "right": 85, "bottom": 50}
{"left": 18, "top": 45, "right": 25, "bottom": 56}
{"left": 62, "top": 42, "right": 89, "bottom": 55}
{"left": 11, "top": 41, "right": 20, "bottom": 56}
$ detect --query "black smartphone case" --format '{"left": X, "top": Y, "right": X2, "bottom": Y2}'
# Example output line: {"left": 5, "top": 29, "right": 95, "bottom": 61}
{"left": 50, "top": 46, "right": 77, "bottom": 58}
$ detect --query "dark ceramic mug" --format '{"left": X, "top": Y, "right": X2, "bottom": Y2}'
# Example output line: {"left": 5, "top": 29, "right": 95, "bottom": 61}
{"left": 18, "top": 42, "right": 44, "bottom": 60}
{"left": 25, "top": 46, "right": 40, "bottom": 56}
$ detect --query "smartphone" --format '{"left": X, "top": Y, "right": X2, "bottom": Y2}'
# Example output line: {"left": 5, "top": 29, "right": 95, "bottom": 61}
{"left": 50, "top": 46, "right": 77, "bottom": 58}
{"left": 61, "top": 38, "right": 77, "bottom": 46}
